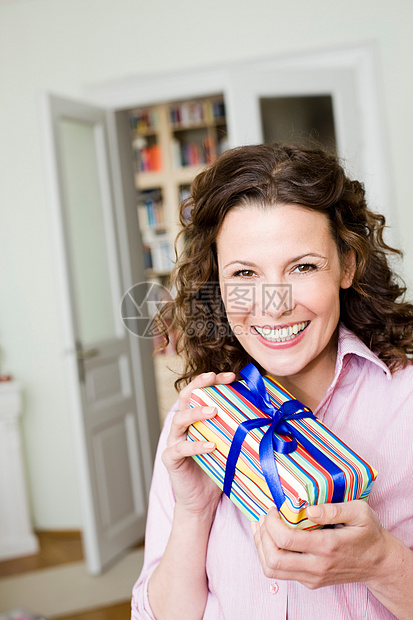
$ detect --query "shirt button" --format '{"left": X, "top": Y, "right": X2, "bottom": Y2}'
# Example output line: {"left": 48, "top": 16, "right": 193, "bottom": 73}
{"left": 269, "top": 582, "right": 279, "bottom": 595}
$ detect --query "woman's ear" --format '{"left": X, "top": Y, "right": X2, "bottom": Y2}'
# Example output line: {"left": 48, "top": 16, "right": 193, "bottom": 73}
{"left": 340, "top": 250, "right": 356, "bottom": 289}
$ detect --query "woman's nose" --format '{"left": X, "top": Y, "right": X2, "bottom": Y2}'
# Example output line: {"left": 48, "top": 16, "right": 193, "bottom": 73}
{"left": 257, "top": 283, "right": 294, "bottom": 320}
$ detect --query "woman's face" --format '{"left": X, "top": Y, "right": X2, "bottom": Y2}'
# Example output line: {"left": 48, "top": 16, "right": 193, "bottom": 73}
{"left": 216, "top": 203, "right": 355, "bottom": 392}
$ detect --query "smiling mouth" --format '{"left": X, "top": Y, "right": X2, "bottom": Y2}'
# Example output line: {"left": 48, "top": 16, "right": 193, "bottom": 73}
{"left": 253, "top": 321, "right": 310, "bottom": 343}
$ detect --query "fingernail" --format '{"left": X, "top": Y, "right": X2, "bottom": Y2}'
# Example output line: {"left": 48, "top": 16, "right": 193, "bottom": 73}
{"left": 204, "top": 406, "right": 217, "bottom": 416}
{"left": 306, "top": 505, "right": 323, "bottom": 519}
{"left": 202, "top": 372, "right": 214, "bottom": 378}
{"left": 203, "top": 441, "right": 215, "bottom": 450}
{"left": 222, "top": 372, "right": 234, "bottom": 378}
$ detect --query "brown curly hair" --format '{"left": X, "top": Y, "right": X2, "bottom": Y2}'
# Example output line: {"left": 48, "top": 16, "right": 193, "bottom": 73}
{"left": 157, "top": 144, "right": 413, "bottom": 390}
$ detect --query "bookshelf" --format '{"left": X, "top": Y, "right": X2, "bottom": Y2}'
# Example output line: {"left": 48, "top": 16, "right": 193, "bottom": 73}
{"left": 128, "top": 94, "right": 228, "bottom": 415}
{"left": 129, "top": 94, "right": 228, "bottom": 283}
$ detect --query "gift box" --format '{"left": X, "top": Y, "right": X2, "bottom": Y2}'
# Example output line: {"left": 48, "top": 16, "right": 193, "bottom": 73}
{"left": 187, "top": 363, "right": 377, "bottom": 530}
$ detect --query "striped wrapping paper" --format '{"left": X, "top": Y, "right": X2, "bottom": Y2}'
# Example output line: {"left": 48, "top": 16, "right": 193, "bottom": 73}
{"left": 187, "top": 375, "right": 377, "bottom": 529}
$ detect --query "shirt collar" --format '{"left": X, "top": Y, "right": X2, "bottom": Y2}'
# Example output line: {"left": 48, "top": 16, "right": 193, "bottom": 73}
{"left": 336, "top": 323, "right": 392, "bottom": 382}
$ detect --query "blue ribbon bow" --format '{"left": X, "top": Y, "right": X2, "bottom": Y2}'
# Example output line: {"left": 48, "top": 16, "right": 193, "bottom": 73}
{"left": 223, "top": 363, "right": 345, "bottom": 510}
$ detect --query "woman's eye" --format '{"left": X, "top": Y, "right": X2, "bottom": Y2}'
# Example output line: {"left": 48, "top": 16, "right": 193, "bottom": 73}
{"left": 233, "top": 269, "right": 256, "bottom": 278}
{"left": 293, "top": 263, "right": 318, "bottom": 274}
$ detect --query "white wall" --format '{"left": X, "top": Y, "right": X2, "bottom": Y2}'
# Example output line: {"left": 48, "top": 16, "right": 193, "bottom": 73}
{"left": 1, "top": 0, "right": 412, "bottom": 529}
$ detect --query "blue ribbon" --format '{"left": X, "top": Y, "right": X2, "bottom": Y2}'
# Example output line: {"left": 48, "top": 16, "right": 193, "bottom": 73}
{"left": 223, "top": 363, "right": 345, "bottom": 509}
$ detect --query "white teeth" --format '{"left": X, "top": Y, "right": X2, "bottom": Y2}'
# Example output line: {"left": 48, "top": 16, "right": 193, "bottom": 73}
{"left": 254, "top": 321, "right": 309, "bottom": 343}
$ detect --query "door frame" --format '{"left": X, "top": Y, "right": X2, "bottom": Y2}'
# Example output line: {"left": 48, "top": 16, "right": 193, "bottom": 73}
{"left": 83, "top": 42, "right": 397, "bottom": 245}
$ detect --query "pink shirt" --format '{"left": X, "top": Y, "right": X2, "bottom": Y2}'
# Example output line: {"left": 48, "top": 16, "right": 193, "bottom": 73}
{"left": 132, "top": 325, "right": 413, "bottom": 619}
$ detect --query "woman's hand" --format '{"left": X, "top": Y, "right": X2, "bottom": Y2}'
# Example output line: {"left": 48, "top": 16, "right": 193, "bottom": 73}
{"left": 148, "top": 370, "right": 236, "bottom": 620}
{"left": 162, "top": 371, "right": 236, "bottom": 519}
{"left": 251, "top": 500, "right": 390, "bottom": 589}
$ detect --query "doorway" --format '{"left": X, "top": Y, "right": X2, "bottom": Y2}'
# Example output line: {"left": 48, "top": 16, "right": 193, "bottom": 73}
{"left": 119, "top": 90, "right": 340, "bottom": 425}
{"left": 259, "top": 95, "right": 336, "bottom": 153}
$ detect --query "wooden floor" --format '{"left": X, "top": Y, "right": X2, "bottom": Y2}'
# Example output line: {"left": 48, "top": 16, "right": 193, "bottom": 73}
{"left": 0, "top": 531, "right": 84, "bottom": 577}
{"left": 0, "top": 531, "right": 132, "bottom": 620}
{"left": 56, "top": 601, "right": 131, "bottom": 620}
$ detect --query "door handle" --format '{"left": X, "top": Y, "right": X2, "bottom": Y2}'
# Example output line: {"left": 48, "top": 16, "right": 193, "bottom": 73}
{"left": 75, "top": 343, "right": 100, "bottom": 383}
{"left": 76, "top": 347, "right": 100, "bottom": 360}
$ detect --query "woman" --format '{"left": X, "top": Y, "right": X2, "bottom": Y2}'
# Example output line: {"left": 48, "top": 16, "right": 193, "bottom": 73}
{"left": 132, "top": 144, "right": 413, "bottom": 619}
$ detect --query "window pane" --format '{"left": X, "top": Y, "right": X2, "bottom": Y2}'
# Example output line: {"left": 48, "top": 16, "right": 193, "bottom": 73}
{"left": 58, "top": 119, "right": 118, "bottom": 346}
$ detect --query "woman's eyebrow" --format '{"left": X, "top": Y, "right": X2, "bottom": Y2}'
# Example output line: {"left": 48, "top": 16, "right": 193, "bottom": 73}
{"left": 223, "top": 260, "right": 259, "bottom": 269}
{"left": 223, "top": 253, "right": 327, "bottom": 269}
{"left": 288, "top": 252, "right": 327, "bottom": 262}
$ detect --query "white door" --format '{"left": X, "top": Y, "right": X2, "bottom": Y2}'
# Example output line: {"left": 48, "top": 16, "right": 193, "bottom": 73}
{"left": 43, "top": 95, "right": 160, "bottom": 574}
{"left": 228, "top": 64, "right": 364, "bottom": 179}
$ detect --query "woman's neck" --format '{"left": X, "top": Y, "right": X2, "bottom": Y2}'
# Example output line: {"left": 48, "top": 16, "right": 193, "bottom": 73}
{"left": 270, "top": 337, "right": 338, "bottom": 412}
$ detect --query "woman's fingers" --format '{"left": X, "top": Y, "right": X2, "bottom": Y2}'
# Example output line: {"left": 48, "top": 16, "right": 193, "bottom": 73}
{"left": 251, "top": 502, "right": 389, "bottom": 588}
{"left": 162, "top": 437, "right": 216, "bottom": 471}
{"left": 167, "top": 405, "right": 218, "bottom": 447}
{"left": 167, "top": 370, "right": 235, "bottom": 447}
{"left": 163, "top": 368, "right": 236, "bottom": 473}
{"left": 179, "top": 371, "right": 236, "bottom": 411}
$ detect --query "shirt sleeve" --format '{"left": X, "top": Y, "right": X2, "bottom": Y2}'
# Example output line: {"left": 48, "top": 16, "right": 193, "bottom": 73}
{"left": 131, "top": 401, "right": 179, "bottom": 620}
